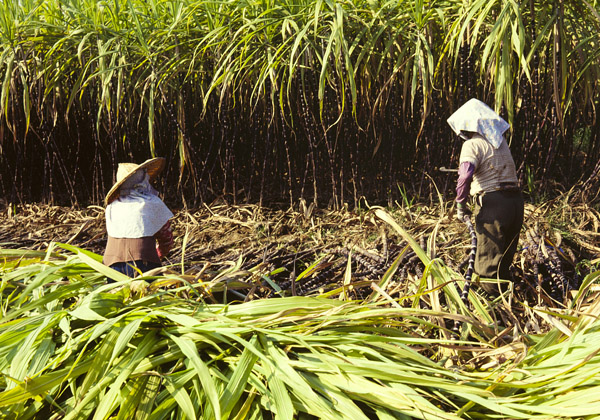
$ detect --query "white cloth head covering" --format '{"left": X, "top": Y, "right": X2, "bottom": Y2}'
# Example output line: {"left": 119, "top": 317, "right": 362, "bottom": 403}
{"left": 447, "top": 98, "right": 510, "bottom": 149}
{"left": 105, "top": 170, "right": 174, "bottom": 238}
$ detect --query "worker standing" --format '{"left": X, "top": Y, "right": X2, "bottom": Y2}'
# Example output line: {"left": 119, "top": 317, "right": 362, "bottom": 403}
{"left": 447, "top": 98, "right": 524, "bottom": 289}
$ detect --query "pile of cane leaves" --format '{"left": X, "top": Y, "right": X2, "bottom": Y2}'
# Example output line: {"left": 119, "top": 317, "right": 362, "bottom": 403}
{"left": 2, "top": 209, "right": 600, "bottom": 419}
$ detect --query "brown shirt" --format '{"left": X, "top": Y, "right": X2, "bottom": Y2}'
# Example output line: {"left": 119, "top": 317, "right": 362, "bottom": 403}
{"left": 103, "top": 236, "right": 161, "bottom": 267}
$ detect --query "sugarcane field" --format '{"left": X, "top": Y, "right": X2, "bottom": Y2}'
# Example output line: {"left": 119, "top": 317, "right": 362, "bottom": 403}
{"left": 3, "top": 1, "right": 600, "bottom": 419}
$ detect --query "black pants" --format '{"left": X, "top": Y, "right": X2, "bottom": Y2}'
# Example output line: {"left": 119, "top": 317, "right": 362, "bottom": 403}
{"left": 109, "top": 260, "right": 161, "bottom": 278}
{"left": 474, "top": 190, "right": 524, "bottom": 280}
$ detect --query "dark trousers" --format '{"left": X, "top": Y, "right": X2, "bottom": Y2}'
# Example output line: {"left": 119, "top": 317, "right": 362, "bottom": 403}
{"left": 474, "top": 190, "right": 524, "bottom": 280}
{"left": 109, "top": 260, "right": 161, "bottom": 278}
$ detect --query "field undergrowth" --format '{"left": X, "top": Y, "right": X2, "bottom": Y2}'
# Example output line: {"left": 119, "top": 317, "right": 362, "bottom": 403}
{"left": 1, "top": 195, "right": 600, "bottom": 419}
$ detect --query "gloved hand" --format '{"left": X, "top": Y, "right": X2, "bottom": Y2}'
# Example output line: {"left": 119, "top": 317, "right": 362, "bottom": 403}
{"left": 456, "top": 202, "right": 472, "bottom": 221}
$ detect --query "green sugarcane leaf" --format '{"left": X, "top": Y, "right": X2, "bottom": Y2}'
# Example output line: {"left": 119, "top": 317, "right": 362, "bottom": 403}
{"left": 166, "top": 332, "right": 221, "bottom": 419}
{"left": 93, "top": 331, "right": 157, "bottom": 420}
{"left": 220, "top": 336, "right": 259, "bottom": 419}
{"left": 164, "top": 377, "right": 197, "bottom": 420}
{"left": 0, "top": 359, "right": 93, "bottom": 407}
{"left": 265, "top": 373, "right": 294, "bottom": 420}
{"left": 134, "top": 375, "right": 161, "bottom": 420}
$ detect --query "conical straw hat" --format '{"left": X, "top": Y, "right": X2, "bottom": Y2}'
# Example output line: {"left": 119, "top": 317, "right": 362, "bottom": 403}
{"left": 105, "top": 157, "right": 166, "bottom": 205}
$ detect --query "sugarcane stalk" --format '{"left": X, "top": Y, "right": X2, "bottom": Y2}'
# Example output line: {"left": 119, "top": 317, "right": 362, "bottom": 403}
{"left": 452, "top": 213, "right": 476, "bottom": 335}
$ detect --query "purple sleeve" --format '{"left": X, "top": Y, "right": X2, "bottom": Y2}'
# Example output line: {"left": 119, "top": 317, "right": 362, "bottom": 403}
{"left": 456, "top": 161, "right": 475, "bottom": 204}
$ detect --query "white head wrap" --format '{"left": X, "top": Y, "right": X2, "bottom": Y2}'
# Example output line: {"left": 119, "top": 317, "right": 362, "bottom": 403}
{"left": 447, "top": 98, "right": 510, "bottom": 149}
{"left": 105, "top": 169, "right": 174, "bottom": 238}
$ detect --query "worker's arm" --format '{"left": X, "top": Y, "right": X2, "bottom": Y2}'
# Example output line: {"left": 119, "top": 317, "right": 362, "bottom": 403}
{"left": 456, "top": 161, "right": 474, "bottom": 219}
{"left": 155, "top": 220, "right": 174, "bottom": 258}
{"left": 456, "top": 161, "right": 475, "bottom": 205}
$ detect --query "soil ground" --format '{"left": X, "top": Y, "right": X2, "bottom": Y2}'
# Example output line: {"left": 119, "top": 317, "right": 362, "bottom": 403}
{"left": 1, "top": 199, "right": 598, "bottom": 308}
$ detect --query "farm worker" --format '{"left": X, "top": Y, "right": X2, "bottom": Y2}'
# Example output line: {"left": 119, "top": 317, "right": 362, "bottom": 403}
{"left": 447, "top": 98, "right": 524, "bottom": 285}
{"left": 103, "top": 157, "right": 174, "bottom": 277}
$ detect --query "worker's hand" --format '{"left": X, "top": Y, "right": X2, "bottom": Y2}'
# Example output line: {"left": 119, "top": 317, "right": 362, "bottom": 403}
{"left": 456, "top": 202, "right": 472, "bottom": 221}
